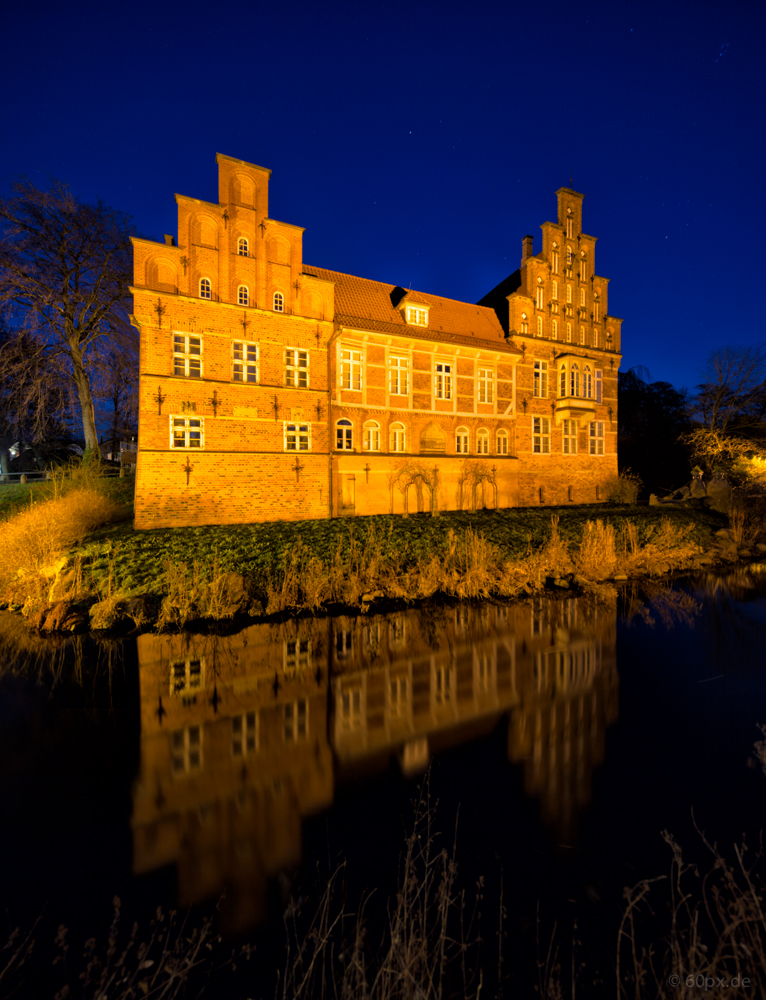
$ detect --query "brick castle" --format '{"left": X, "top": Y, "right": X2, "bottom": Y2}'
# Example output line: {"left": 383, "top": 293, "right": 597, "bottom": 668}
{"left": 131, "top": 154, "right": 622, "bottom": 527}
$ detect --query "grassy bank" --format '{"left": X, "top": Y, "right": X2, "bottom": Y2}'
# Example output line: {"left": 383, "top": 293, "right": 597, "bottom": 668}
{"left": 0, "top": 469, "right": 756, "bottom": 631}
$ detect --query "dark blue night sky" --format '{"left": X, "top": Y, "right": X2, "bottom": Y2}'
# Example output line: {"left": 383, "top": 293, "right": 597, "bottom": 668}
{"left": 2, "top": 0, "right": 764, "bottom": 391}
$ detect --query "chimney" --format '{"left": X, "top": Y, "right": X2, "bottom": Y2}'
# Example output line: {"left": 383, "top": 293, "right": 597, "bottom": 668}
{"left": 164, "top": 234, "right": 175, "bottom": 246}
{"left": 521, "top": 235, "right": 534, "bottom": 265}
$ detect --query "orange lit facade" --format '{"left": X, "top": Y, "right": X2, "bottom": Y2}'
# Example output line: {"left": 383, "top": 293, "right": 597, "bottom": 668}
{"left": 131, "top": 154, "right": 623, "bottom": 528}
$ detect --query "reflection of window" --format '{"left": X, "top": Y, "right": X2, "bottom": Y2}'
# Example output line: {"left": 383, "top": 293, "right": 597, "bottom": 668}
{"left": 496, "top": 428, "right": 509, "bottom": 455}
{"left": 336, "top": 629, "right": 353, "bottom": 660}
{"left": 171, "top": 726, "right": 202, "bottom": 773}
{"left": 170, "top": 658, "right": 202, "bottom": 695}
{"left": 456, "top": 427, "right": 469, "bottom": 453}
{"left": 336, "top": 419, "right": 353, "bottom": 450}
{"left": 284, "top": 700, "right": 308, "bottom": 742}
{"left": 389, "top": 356, "right": 409, "bottom": 394}
{"left": 232, "top": 712, "right": 257, "bottom": 756}
{"left": 532, "top": 417, "right": 550, "bottom": 454}
{"left": 285, "top": 638, "right": 310, "bottom": 672}
{"left": 364, "top": 421, "right": 380, "bottom": 451}
{"left": 389, "top": 676, "right": 407, "bottom": 715}
{"left": 435, "top": 667, "right": 452, "bottom": 705}
{"left": 390, "top": 422, "right": 406, "bottom": 452}
{"left": 171, "top": 416, "right": 203, "bottom": 449}
{"left": 340, "top": 348, "right": 363, "bottom": 390}
{"left": 476, "top": 652, "right": 492, "bottom": 692}
{"left": 364, "top": 622, "right": 381, "bottom": 658}
{"left": 174, "top": 334, "right": 202, "bottom": 377}
{"left": 233, "top": 341, "right": 258, "bottom": 382}
{"left": 285, "top": 348, "right": 308, "bottom": 387}
{"left": 284, "top": 423, "right": 310, "bottom": 451}
{"left": 455, "top": 606, "right": 470, "bottom": 633}
{"left": 435, "top": 363, "right": 452, "bottom": 400}
{"left": 389, "top": 616, "right": 407, "bottom": 648}
{"left": 340, "top": 687, "right": 363, "bottom": 729}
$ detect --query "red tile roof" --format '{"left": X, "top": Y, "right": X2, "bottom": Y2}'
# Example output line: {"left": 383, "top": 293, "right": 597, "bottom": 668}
{"left": 303, "top": 265, "right": 520, "bottom": 354}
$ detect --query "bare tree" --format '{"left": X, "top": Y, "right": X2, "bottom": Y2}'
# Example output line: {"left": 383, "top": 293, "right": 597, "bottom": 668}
{"left": 0, "top": 178, "right": 133, "bottom": 455}
{"left": 93, "top": 328, "right": 139, "bottom": 460}
{"left": 692, "top": 344, "right": 766, "bottom": 434}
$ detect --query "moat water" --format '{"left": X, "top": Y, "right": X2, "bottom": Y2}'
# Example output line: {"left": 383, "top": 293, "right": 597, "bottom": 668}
{"left": 1, "top": 567, "right": 765, "bottom": 994}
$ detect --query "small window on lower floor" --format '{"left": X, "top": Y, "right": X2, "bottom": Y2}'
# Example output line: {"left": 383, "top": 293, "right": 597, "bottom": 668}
{"left": 285, "top": 422, "right": 310, "bottom": 451}
{"left": 533, "top": 417, "right": 550, "bottom": 454}
{"left": 476, "top": 429, "right": 489, "bottom": 454}
{"left": 171, "top": 416, "right": 203, "bottom": 449}
{"left": 589, "top": 421, "right": 605, "bottom": 455}
{"left": 496, "top": 428, "right": 509, "bottom": 454}
{"left": 336, "top": 419, "right": 353, "bottom": 450}
{"left": 284, "top": 699, "right": 308, "bottom": 742}
{"left": 456, "top": 427, "right": 469, "bottom": 453}
{"left": 562, "top": 420, "right": 577, "bottom": 454}
{"left": 232, "top": 713, "right": 257, "bottom": 756}
{"left": 171, "top": 725, "right": 202, "bottom": 772}
{"left": 390, "top": 422, "right": 406, "bottom": 452}
{"left": 364, "top": 421, "right": 380, "bottom": 451}
{"left": 273, "top": 291, "right": 284, "bottom": 312}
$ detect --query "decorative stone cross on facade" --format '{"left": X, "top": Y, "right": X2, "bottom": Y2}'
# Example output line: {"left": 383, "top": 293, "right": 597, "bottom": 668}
{"left": 273, "top": 395, "right": 279, "bottom": 420}
{"left": 182, "top": 458, "right": 194, "bottom": 485}
{"left": 364, "top": 463, "right": 371, "bottom": 483}
{"left": 155, "top": 695, "right": 166, "bottom": 724}
{"left": 315, "top": 401, "right": 323, "bottom": 421}
{"left": 259, "top": 220, "right": 266, "bottom": 237}
{"left": 209, "top": 389, "right": 221, "bottom": 416}
{"left": 153, "top": 385, "right": 167, "bottom": 415}
{"left": 292, "top": 456, "right": 305, "bottom": 481}
{"left": 180, "top": 255, "right": 189, "bottom": 275}
{"left": 240, "top": 312, "right": 250, "bottom": 335}
{"left": 154, "top": 299, "right": 166, "bottom": 327}
{"left": 293, "top": 279, "right": 301, "bottom": 295}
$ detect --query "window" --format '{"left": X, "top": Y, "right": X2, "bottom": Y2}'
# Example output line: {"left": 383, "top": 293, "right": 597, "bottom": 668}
{"left": 406, "top": 305, "right": 428, "bottom": 326}
{"left": 566, "top": 246, "right": 573, "bottom": 266}
{"left": 199, "top": 277, "right": 212, "bottom": 299}
{"left": 173, "top": 334, "right": 202, "bottom": 377}
{"left": 570, "top": 364, "right": 580, "bottom": 397}
{"left": 273, "top": 291, "right": 284, "bottom": 312}
{"left": 533, "top": 417, "right": 550, "bottom": 454}
{"left": 238, "top": 285, "right": 249, "bottom": 306}
{"left": 595, "top": 370, "right": 602, "bottom": 403}
{"left": 563, "top": 420, "right": 577, "bottom": 455}
{"left": 456, "top": 426, "right": 469, "bottom": 453}
{"left": 566, "top": 217, "right": 573, "bottom": 238}
{"left": 533, "top": 360, "right": 548, "bottom": 398}
{"left": 552, "top": 250, "right": 559, "bottom": 274}
{"left": 340, "top": 348, "right": 363, "bottom": 391}
{"left": 552, "top": 319, "right": 558, "bottom": 340}
{"left": 566, "top": 322, "right": 572, "bottom": 343}
{"left": 171, "top": 726, "right": 201, "bottom": 773}
{"left": 390, "top": 616, "right": 407, "bottom": 649}
{"left": 579, "top": 326, "right": 585, "bottom": 345}
{"left": 336, "top": 630, "right": 353, "bottom": 661}
{"left": 594, "top": 299, "right": 601, "bottom": 322}
{"left": 389, "top": 676, "right": 407, "bottom": 715}
{"left": 170, "top": 658, "right": 202, "bottom": 696}
{"left": 364, "top": 420, "right": 380, "bottom": 452}
{"left": 580, "top": 288, "right": 585, "bottom": 306}
{"left": 435, "top": 362, "right": 452, "bottom": 400}
{"left": 566, "top": 284, "right": 572, "bottom": 303}
{"left": 171, "top": 416, "right": 203, "bottom": 449}
{"left": 536, "top": 284, "right": 544, "bottom": 309}
{"left": 233, "top": 341, "right": 258, "bottom": 382}
{"left": 284, "top": 700, "right": 308, "bottom": 742}
{"left": 435, "top": 667, "right": 452, "bottom": 705}
{"left": 537, "top": 316, "right": 543, "bottom": 337}
{"left": 477, "top": 368, "right": 494, "bottom": 403}
{"left": 232, "top": 713, "right": 257, "bottom": 756}
{"left": 579, "top": 258, "right": 587, "bottom": 281}
{"left": 390, "top": 422, "right": 406, "bottom": 452}
{"left": 583, "top": 365, "right": 592, "bottom": 399}
{"left": 285, "top": 639, "right": 310, "bottom": 672}
{"left": 285, "top": 348, "right": 309, "bottom": 387}
{"left": 552, "top": 280, "right": 558, "bottom": 300}
{"left": 285, "top": 422, "right": 310, "bottom": 451}
{"left": 476, "top": 428, "right": 489, "bottom": 454}
{"left": 336, "top": 419, "right": 353, "bottom": 450}
{"left": 340, "top": 688, "right": 363, "bottom": 730}
{"left": 237, "top": 237, "right": 249, "bottom": 256}
{"left": 589, "top": 421, "right": 605, "bottom": 455}
{"left": 593, "top": 330, "right": 599, "bottom": 348}
{"left": 496, "top": 428, "right": 509, "bottom": 454}
{"left": 520, "top": 313, "right": 529, "bottom": 335}
{"left": 389, "top": 355, "right": 409, "bottom": 395}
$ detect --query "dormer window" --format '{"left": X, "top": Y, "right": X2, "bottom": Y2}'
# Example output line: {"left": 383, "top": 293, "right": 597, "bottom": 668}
{"left": 406, "top": 304, "right": 429, "bottom": 327}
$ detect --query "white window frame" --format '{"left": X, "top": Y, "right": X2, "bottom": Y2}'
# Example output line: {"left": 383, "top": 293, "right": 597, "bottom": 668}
{"left": 336, "top": 418, "right": 353, "bottom": 451}
{"left": 496, "top": 428, "right": 509, "bottom": 455}
{"left": 285, "top": 347, "right": 309, "bottom": 388}
{"left": 594, "top": 299, "right": 600, "bottom": 322}
{"left": 562, "top": 419, "right": 577, "bottom": 455}
{"left": 173, "top": 333, "right": 203, "bottom": 378}
{"left": 589, "top": 421, "right": 605, "bottom": 456}
{"left": 340, "top": 347, "right": 363, "bottom": 391}
{"left": 199, "top": 277, "right": 212, "bottom": 300}
{"left": 552, "top": 319, "right": 558, "bottom": 340}
{"left": 476, "top": 428, "right": 489, "bottom": 454}
{"left": 456, "top": 426, "right": 469, "bottom": 453}
{"left": 595, "top": 370, "right": 602, "bottom": 404}
{"left": 566, "top": 218, "right": 573, "bottom": 239}
{"left": 477, "top": 367, "right": 494, "bottom": 404}
{"left": 566, "top": 284, "right": 572, "bottom": 303}
{"left": 435, "top": 362, "right": 452, "bottom": 400}
{"left": 552, "top": 280, "right": 558, "bottom": 300}
{"left": 284, "top": 422, "right": 310, "bottom": 451}
{"left": 364, "top": 420, "right": 380, "bottom": 452}
{"left": 533, "top": 417, "right": 551, "bottom": 454}
{"left": 570, "top": 363, "right": 580, "bottom": 397}
{"left": 390, "top": 422, "right": 406, "bottom": 452}
{"left": 580, "top": 326, "right": 586, "bottom": 345}
{"left": 551, "top": 250, "right": 559, "bottom": 274}
{"left": 389, "top": 355, "right": 409, "bottom": 395}
{"left": 580, "top": 287, "right": 585, "bottom": 306}
{"left": 583, "top": 366, "right": 593, "bottom": 400}
{"left": 237, "top": 237, "right": 249, "bottom": 257}
{"left": 238, "top": 284, "right": 250, "bottom": 306}
{"left": 537, "top": 316, "right": 543, "bottom": 337}
{"left": 171, "top": 415, "right": 204, "bottom": 449}
{"left": 533, "top": 360, "right": 549, "bottom": 398}
{"left": 232, "top": 340, "right": 258, "bottom": 383}
{"left": 536, "top": 285, "right": 544, "bottom": 309}
{"left": 273, "top": 291, "right": 284, "bottom": 312}
{"left": 406, "top": 305, "right": 428, "bottom": 326}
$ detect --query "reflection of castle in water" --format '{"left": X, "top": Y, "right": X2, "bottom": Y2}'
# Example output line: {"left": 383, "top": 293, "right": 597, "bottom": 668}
{"left": 133, "top": 596, "right": 617, "bottom": 930}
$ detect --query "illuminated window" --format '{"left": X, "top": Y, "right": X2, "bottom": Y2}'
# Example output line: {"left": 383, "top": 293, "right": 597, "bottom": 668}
{"left": 199, "top": 277, "right": 212, "bottom": 299}
{"left": 435, "top": 666, "right": 452, "bottom": 705}
{"left": 536, "top": 283, "right": 544, "bottom": 309}
{"left": 552, "top": 319, "right": 558, "bottom": 340}
{"left": 566, "top": 284, "right": 572, "bottom": 303}
{"left": 566, "top": 246, "right": 573, "bottom": 266}
{"left": 589, "top": 421, "right": 605, "bottom": 456}
{"left": 170, "top": 658, "right": 203, "bottom": 696}
{"left": 389, "top": 676, "right": 407, "bottom": 715}
{"left": 171, "top": 416, "right": 203, "bottom": 449}
{"left": 340, "top": 348, "right": 363, "bottom": 390}
{"left": 284, "top": 700, "right": 308, "bottom": 742}
{"left": 580, "top": 326, "right": 586, "bottom": 345}
{"left": 594, "top": 297, "right": 601, "bottom": 322}
{"left": 563, "top": 420, "right": 577, "bottom": 455}
{"left": 593, "top": 330, "right": 599, "bottom": 348}
{"left": 570, "top": 363, "right": 580, "bottom": 397}
{"left": 580, "top": 288, "right": 585, "bottom": 306}
{"left": 284, "top": 422, "right": 310, "bottom": 451}
{"left": 552, "top": 280, "right": 558, "bottom": 300}
{"left": 232, "top": 713, "right": 257, "bottom": 756}
{"left": 285, "top": 639, "right": 310, "bottom": 672}
{"left": 566, "top": 322, "right": 572, "bottom": 343}
{"left": 559, "top": 364, "right": 567, "bottom": 397}
{"left": 232, "top": 341, "right": 258, "bottom": 382}
{"left": 237, "top": 237, "right": 249, "bottom": 256}
{"left": 238, "top": 285, "right": 249, "bottom": 306}
{"left": 273, "top": 291, "right": 284, "bottom": 312}
{"left": 583, "top": 365, "right": 592, "bottom": 399}
{"left": 406, "top": 305, "right": 428, "bottom": 326}
{"left": 533, "top": 360, "right": 548, "bottom": 398}
{"left": 390, "top": 422, "right": 406, "bottom": 452}
{"left": 496, "top": 428, "right": 509, "bottom": 454}
{"left": 340, "top": 687, "right": 363, "bottom": 730}
{"left": 477, "top": 368, "right": 494, "bottom": 403}
{"left": 173, "top": 333, "right": 202, "bottom": 377}
{"left": 364, "top": 420, "right": 380, "bottom": 452}
{"left": 533, "top": 417, "right": 550, "bottom": 454}
{"left": 389, "top": 355, "right": 409, "bottom": 395}
{"left": 551, "top": 250, "right": 559, "bottom": 274}
{"left": 171, "top": 726, "right": 201, "bottom": 773}
{"left": 579, "top": 256, "right": 587, "bottom": 281}
{"left": 476, "top": 428, "right": 489, "bottom": 454}
{"left": 336, "top": 419, "right": 353, "bottom": 450}
{"left": 520, "top": 312, "right": 529, "bottom": 335}
{"left": 566, "top": 216, "right": 573, "bottom": 238}
{"left": 435, "top": 362, "right": 452, "bottom": 400}
{"left": 595, "top": 370, "right": 602, "bottom": 403}
{"left": 455, "top": 426, "right": 469, "bottom": 453}
{"left": 285, "top": 348, "right": 308, "bottom": 387}
{"left": 537, "top": 316, "right": 543, "bottom": 337}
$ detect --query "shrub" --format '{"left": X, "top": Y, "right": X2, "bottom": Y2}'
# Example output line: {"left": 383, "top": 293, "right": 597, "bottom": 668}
{"left": 604, "top": 468, "right": 643, "bottom": 504}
